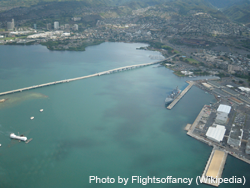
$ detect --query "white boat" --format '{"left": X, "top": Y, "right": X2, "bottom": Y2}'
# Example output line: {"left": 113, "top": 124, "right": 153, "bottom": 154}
{"left": 30, "top": 116, "right": 34, "bottom": 120}
{"left": 40, "top": 109, "right": 43, "bottom": 112}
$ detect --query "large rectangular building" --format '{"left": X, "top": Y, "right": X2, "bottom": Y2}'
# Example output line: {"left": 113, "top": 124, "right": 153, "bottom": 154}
{"left": 217, "top": 104, "right": 231, "bottom": 115}
{"left": 215, "top": 114, "right": 228, "bottom": 125}
{"left": 215, "top": 104, "right": 231, "bottom": 125}
{"left": 206, "top": 124, "right": 226, "bottom": 143}
{"left": 227, "top": 126, "right": 243, "bottom": 148}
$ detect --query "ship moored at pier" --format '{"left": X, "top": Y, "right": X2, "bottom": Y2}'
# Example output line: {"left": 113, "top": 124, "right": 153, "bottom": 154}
{"left": 165, "top": 86, "right": 181, "bottom": 105}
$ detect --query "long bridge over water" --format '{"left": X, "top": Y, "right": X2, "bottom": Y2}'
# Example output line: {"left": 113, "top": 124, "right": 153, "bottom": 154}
{"left": 0, "top": 55, "right": 176, "bottom": 97}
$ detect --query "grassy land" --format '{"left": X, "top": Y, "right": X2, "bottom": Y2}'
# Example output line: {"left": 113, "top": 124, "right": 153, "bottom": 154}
{"left": 40, "top": 39, "right": 104, "bottom": 51}
{"left": 0, "top": 36, "right": 27, "bottom": 40}
{"left": 173, "top": 71, "right": 186, "bottom": 77}
{"left": 179, "top": 56, "right": 200, "bottom": 65}
{"left": 186, "top": 58, "right": 200, "bottom": 64}
{"left": 173, "top": 49, "right": 180, "bottom": 54}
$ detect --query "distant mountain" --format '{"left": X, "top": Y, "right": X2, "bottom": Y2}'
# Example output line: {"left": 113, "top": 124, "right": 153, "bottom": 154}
{"left": 204, "top": 0, "right": 243, "bottom": 8}
{"left": 223, "top": 0, "right": 250, "bottom": 23}
{"left": 161, "top": 0, "right": 228, "bottom": 20}
{"left": 0, "top": 0, "right": 229, "bottom": 24}
{"left": 164, "top": 0, "right": 214, "bottom": 14}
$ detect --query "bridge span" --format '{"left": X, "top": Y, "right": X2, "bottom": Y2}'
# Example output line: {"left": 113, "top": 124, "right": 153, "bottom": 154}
{"left": 0, "top": 55, "right": 175, "bottom": 97}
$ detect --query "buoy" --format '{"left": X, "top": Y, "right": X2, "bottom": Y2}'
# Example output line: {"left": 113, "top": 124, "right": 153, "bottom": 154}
{"left": 40, "top": 109, "right": 43, "bottom": 112}
{"left": 30, "top": 116, "right": 34, "bottom": 120}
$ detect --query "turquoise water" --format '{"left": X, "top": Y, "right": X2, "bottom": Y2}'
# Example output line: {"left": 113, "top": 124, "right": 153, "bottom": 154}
{"left": 0, "top": 43, "right": 249, "bottom": 188}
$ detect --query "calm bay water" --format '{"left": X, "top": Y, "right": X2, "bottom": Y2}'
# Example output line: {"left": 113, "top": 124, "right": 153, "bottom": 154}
{"left": 0, "top": 43, "right": 249, "bottom": 188}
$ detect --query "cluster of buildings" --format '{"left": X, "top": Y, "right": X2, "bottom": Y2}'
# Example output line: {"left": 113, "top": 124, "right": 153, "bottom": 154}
{"left": 192, "top": 49, "right": 250, "bottom": 76}
{"left": 205, "top": 104, "right": 230, "bottom": 143}
{"left": 47, "top": 21, "right": 78, "bottom": 31}
{"left": 27, "top": 31, "right": 70, "bottom": 39}
{"left": 5, "top": 19, "right": 79, "bottom": 32}
{"left": 205, "top": 103, "right": 248, "bottom": 153}
{"left": 193, "top": 78, "right": 250, "bottom": 155}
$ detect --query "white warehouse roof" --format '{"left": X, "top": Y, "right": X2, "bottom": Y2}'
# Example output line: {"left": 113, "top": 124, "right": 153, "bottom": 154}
{"left": 206, "top": 125, "right": 226, "bottom": 142}
{"left": 217, "top": 104, "right": 231, "bottom": 114}
{"left": 238, "top": 87, "right": 250, "bottom": 93}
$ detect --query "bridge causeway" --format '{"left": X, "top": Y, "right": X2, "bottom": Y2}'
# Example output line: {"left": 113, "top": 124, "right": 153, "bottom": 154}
{"left": 0, "top": 55, "right": 175, "bottom": 97}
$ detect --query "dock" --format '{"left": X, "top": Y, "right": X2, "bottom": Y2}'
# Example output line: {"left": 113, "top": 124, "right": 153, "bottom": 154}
{"left": 25, "top": 138, "right": 33, "bottom": 144}
{"left": 184, "top": 124, "right": 192, "bottom": 131}
{"left": 187, "top": 105, "right": 207, "bottom": 135}
{"left": 0, "top": 56, "right": 177, "bottom": 97}
{"left": 167, "top": 81, "right": 194, "bottom": 110}
{"left": 200, "top": 147, "right": 227, "bottom": 187}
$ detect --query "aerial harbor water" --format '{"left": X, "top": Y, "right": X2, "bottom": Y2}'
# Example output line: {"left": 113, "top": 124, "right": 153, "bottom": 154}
{"left": 0, "top": 42, "right": 249, "bottom": 188}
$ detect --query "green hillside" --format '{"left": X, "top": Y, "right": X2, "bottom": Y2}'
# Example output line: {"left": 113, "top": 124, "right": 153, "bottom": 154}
{"left": 204, "top": 0, "right": 242, "bottom": 8}
{"left": 223, "top": 0, "right": 250, "bottom": 23}
{"left": 162, "top": 0, "right": 228, "bottom": 20}
{"left": 0, "top": 0, "right": 229, "bottom": 25}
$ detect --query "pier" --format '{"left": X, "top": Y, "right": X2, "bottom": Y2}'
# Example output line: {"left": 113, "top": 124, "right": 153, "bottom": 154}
{"left": 25, "top": 138, "right": 33, "bottom": 144}
{"left": 0, "top": 56, "right": 175, "bottom": 97}
{"left": 201, "top": 148, "right": 227, "bottom": 187}
{"left": 167, "top": 81, "right": 194, "bottom": 110}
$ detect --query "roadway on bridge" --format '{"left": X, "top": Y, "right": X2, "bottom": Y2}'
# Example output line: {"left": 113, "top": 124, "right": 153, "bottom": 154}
{"left": 0, "top": 55, "right": 175, "bottom": 97}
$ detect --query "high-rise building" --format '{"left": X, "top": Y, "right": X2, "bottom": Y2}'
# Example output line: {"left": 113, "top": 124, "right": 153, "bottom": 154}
{"left": 64, "top": 24, "right": 70, "bottom": 29}
{"left": 47, "top": 23, "right": 51, "bottom": 30}
{"left": 7, "top": 19, "right": 14, "bottom": 31}
{"left": 54, "top": 22, "right": 59, "bottom": 30}
{"left": 12, "top": 19, "right": 14, "bottom": 27}
{"left": 34, "top": 24, "right": 37, "bottom": 30}
{"left": 73, "top": 24, "right": 78, "bottom": 31}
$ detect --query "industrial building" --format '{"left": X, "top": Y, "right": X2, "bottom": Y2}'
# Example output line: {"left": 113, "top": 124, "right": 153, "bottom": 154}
{"left": 238, "top": 87, "right": 250, "bottom": 94}
{"left": 215, "top": 114, "right": 228, "bottom": 125}
{"left": 246, "top": 139, "right": 250, "bottom": 155}
{"left": 227, "top": 125, "right": 243, "bottom": 148}
{"left": 215, "top": 104, "right": 231, "bottom": 125}
{"left": 217, "top": 104, "right": 231, "bottom": 115}
{"left": 202, "top": 83, "right": 213, "bottom": 89}
{"left": 206, "top": 124, "right": 226, "bottom": 143}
